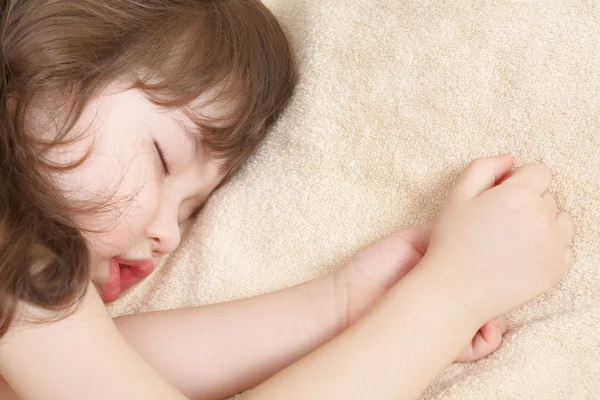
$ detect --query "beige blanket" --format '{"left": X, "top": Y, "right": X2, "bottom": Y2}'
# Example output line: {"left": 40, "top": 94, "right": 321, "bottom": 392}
{"left": 108, "top": 0, "right": 600, "bottom": 398}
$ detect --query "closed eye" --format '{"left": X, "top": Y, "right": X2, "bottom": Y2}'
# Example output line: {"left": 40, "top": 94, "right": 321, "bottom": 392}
{"left": 153, "top": 140, "right": 171, "bottom": 176}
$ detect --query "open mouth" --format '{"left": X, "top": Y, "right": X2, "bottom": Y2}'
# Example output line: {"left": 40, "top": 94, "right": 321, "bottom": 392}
{"left": 100, "top": 257, "right": 156, "bottom": 303}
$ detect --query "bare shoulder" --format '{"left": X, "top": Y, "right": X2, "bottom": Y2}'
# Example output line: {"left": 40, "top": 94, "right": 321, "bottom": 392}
{"left": 0, "top": 281, "right": 111, "bottom": 352}
{"left": 0, "top": 376, "right": 19, "bottom": 400}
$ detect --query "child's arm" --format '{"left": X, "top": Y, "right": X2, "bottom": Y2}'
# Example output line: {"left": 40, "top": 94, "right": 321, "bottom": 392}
{"left": 106, "top": 223, "right": 432, "bottom": 399}
{"left": 247, "top": 155, "right": 575, "bottom": 399}
{"left": 0, "top": 155, "right": 574, "bottom": 400}
{"left": 247, "top": 259, "right": 480, "bottom": 400}
{"left": 0, "top": 266, "right": 466, "bottom": 400}
{"left": 0, "top": 223, "right": 429, "bottom": 400}
{"left": 112, "top": 274, "right": 342, "bottom": 400}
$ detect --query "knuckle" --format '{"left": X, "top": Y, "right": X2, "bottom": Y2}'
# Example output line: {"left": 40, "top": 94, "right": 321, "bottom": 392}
{"left": 566, "top": 213, "right": 576, "bottom": 228}
{"left": 559, "top": 212, "right": 576, "bottom": 236}
{"left": 564, "top": 247, "right": 574, "bottom": 265}
{"left": 531, "top": 162, "right": 553, "bottom": 181}
{"left": 468, "top": 157, "right": 488, "bottom": 170}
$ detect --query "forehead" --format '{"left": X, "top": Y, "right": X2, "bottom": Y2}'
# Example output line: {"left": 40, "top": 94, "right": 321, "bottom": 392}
{"left": 161, "top": 85, "right": 238, "bottom": 148}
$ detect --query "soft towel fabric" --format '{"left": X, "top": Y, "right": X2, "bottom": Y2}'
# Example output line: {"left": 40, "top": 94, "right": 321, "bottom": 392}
{"left": 108, "top": 0, "right": 600, "bottom": 398}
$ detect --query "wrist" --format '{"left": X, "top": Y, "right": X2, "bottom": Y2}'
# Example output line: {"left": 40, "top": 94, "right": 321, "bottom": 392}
{"left": 410, "top": 255, "right": 485, "bottom": 333}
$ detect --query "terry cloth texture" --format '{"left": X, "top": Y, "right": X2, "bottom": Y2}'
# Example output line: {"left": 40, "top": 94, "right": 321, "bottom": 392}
{"left": 109, "top": 1, "right": 600, "bottom": 398}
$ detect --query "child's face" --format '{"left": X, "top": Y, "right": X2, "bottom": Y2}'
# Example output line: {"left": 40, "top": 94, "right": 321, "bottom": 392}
{"left": 42, "top": 83, "right": 225, "bottom": 302}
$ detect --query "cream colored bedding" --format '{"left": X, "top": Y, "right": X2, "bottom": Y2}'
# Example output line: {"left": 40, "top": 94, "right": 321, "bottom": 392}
{"left": 109, "top": 1, "right": 600, "bottom": 398}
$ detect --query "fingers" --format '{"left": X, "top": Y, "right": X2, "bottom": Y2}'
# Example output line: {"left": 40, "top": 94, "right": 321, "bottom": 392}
{"left": 557, "top": 211, "right": 576, "bottom": 245}
{"left": 456, "top": 316, "right": 507, "bottom": 363}
{"left": 541, "top": 192, "right": 557, "bottom": 214}
{"left": 496, "top": 169, "right": 513, "bottom": 185}
{"left": 503, "top": 162, "right": 553, "bottom": 196}
{"left": 564, "top": 246, "right": 574, "bottom": 265}
{"left": 542, "top": 194, "right": 575, "bottom": 265}
{"left": 495, "top": 315, "right": 508, "bottom": 333}
{"left": 448, "top": 154, "right": 514, "bottom": 205}
{"left": 540, "top": 190, "right": 575, "bottom": 246}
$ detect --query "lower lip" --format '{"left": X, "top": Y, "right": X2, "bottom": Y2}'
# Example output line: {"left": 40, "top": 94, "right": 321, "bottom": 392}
{"left": 100, "top": 258, "right": 154, "bottom": 303}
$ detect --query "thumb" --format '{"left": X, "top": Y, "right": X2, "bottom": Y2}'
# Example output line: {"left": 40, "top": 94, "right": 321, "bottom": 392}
{"left": 447, "top": 154, "right": 514, "bottom": 205}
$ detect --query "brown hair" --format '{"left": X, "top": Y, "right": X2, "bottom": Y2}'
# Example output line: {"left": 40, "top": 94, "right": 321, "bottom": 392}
{"left": 0, "top": 0, "right": 296, "bottom": 336}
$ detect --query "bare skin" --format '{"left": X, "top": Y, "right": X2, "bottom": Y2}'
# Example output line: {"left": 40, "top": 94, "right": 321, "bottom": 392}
{"left": 0, "top": 224, "right": 504, "bottom": 399}
{"left": 1, "top": 86, "right": 507, "bottom": 399}
{"left": 246, "top": 156, "right": 575, "bottom": 400}
{"left": 0, "top": 155, "right": 575, "bottom": 400}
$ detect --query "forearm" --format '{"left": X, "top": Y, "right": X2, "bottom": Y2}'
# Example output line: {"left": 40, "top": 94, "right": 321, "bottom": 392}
{"left": 0, "top": 274, "right": 340, "bottom": 400}
{"left": 247, "top": 260, "right": 480, "bottom": 400}
{"left": 114, "top": 273, "right": 342, "bottom": 400}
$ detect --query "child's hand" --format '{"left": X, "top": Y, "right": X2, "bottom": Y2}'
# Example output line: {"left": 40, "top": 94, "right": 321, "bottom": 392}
{"left": 423, "top": 155, "right": 575, "bottom": 327}
{"left": 335, "top": 223, "right": 508, "bottom": 362}
{"left": 334, "top": 224, "right": 433, "bottom": 327}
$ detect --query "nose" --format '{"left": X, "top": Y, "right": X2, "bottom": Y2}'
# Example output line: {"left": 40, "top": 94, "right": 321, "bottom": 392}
{"left": 146, "top": 208, "right": 181, "bottom": 256}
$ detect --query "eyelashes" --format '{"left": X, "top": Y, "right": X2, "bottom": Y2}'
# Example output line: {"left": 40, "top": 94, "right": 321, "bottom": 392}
{"left": 153, "top": 140, "right": 171, "bottom": 176}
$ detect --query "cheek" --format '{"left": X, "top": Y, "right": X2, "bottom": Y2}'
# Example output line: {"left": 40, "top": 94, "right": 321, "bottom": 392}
{"left": 69, "top": 145, "right": 161, "bottom": 260}
{"left": 86, "top": 189, "right": 157, "bottom": 257}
